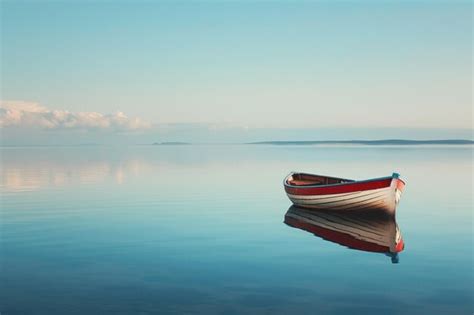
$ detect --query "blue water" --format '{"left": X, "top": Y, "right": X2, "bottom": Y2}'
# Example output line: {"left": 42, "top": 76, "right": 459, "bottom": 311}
{"left": 1, "top": 145, "right": 472, "bottom": 314}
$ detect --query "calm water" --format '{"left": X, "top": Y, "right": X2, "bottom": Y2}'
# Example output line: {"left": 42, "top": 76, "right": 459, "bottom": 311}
{"left": 1, "top": 145, "right": 472, "bottom": 314}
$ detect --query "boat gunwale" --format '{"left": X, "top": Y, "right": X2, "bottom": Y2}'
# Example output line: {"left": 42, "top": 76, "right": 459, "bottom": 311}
{"left": 283, "top": 172, "right": 404, "bottom": 189}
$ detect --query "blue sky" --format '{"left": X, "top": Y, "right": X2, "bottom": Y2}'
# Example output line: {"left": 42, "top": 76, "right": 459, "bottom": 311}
{"left": 1, "top": 1, "right": 472, "bottom": 143}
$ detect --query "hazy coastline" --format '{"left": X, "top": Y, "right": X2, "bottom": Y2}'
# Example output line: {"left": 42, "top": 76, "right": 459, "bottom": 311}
{"left": 247, "top": 139, "right": 474, "bottom": 145}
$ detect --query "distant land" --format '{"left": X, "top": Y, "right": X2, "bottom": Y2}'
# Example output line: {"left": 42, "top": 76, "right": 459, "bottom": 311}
{"left": 152, "top": 142, "right": 191, "bottom": 145}
{"left": 148, "top": 139, "right": 474, "bottom": 146}
{"left": 247, "top": 139, "right": 474, "bottom": 145}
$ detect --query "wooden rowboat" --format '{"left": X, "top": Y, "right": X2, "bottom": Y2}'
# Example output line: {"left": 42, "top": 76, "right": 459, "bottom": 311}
{"left": 284, "top": 172, "right": 405, "bottom": 214}
{"left": 284, "top": 205, "right": 404, "bottom": 263}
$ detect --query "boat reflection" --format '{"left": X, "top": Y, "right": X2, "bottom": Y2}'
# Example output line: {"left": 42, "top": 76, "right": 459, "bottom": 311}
{"left": 284, "top": 205, "right": 405, "bottom": 263}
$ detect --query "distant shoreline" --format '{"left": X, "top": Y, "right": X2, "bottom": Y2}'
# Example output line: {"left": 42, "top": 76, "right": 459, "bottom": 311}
{"left": 1, "top": 139, "right": 473, "bottom": 147}
{"left": 247, "top": 139, "right": 474, "bottom": 145}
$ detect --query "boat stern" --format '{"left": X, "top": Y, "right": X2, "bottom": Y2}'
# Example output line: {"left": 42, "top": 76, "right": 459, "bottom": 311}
{"left": 283, "top": 172, "right": 295, "bottom": 190}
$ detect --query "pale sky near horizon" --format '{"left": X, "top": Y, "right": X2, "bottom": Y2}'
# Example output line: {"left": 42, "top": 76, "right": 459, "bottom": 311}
{"left": 0, "top": 0, "right": 472, "bottom": 143}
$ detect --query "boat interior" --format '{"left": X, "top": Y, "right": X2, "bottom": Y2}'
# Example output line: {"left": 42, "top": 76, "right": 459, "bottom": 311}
{"left": 287, "top": 173, "right": 354, "bottom": 186}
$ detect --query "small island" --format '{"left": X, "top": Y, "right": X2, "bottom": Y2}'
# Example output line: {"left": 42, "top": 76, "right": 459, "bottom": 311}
{"left": 152, "top": 142, "right": 191, "bottom": 145}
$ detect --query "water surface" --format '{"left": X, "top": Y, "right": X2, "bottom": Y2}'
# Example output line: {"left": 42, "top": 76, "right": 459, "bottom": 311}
{"left": 1, "top": 145, "right": 472, "bottom": 314}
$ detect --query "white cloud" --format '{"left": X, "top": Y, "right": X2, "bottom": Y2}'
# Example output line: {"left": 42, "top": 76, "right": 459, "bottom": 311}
{"left": 0, "top": 101, "right": 151, "bottom": 131}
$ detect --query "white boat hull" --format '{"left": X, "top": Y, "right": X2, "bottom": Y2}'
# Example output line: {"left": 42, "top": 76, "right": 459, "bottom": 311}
{"left": 286, "top": 186, "right": 399, "bottom": 213}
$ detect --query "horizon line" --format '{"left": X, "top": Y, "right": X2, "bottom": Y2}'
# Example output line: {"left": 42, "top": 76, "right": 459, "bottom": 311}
{"left": 5, "top": 138, "right": 473, "bottom": 147}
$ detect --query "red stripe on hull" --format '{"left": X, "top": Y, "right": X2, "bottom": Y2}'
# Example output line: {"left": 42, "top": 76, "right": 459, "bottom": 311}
{"left": 285, "top": 178, "right": 393, "bottom": 196}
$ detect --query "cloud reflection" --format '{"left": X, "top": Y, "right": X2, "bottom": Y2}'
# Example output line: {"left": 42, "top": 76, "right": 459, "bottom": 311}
{"left": 1, "top": 158, "right": 150, "bottom": 192}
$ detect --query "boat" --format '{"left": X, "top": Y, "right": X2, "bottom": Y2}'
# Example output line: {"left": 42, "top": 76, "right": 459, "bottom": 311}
{"left": 283, "top": 172, "right": 405, "bottom": 214}
{"left": 284, "top": 205, "right": 404, "bottom": 263}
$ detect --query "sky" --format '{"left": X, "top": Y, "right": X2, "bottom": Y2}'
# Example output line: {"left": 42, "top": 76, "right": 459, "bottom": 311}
{"left": 0, "top": 1, "right": 472, "bottom": 144}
